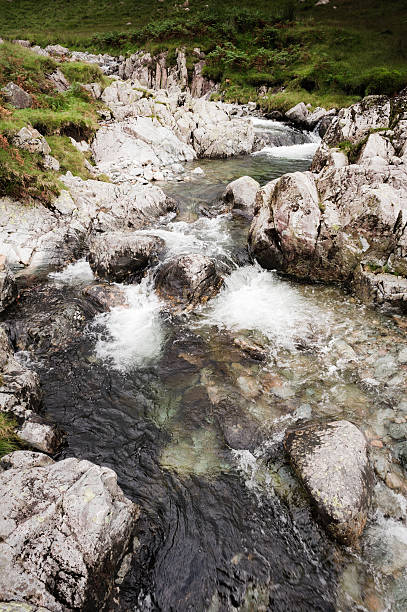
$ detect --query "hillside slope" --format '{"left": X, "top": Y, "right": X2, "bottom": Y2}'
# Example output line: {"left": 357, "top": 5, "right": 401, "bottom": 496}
{"left": 0, "top": 0, "right": 406, "bottom": 110}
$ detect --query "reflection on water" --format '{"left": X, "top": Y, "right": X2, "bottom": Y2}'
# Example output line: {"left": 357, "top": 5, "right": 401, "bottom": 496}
{"left": 7, "top": 121, "right": 407, "bottom": 611}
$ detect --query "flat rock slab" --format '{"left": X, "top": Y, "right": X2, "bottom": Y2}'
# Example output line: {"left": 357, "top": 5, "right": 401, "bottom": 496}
{"left": 0, "top": 451, "right": 139, "bottom": 611}
{"left": 285, "top": 420, "right": 374, "bottom": 545}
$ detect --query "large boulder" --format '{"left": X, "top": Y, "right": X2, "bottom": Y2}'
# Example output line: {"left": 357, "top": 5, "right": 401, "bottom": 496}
{"left": 88, "top": 231, "right": 166, "bottom": 282}
{"left": 249, "top": 93, "right": 407, "bottom": 310}
{"left": 249, "top": 171, "right": 321, "bottom": 278}
{"left": 155, "top": 254, "right": 224, "bottom": 310}
{"left": 285, "top": 421, "right": 374, "bottom": 545}
{"left": 91, "top": 116, "right": 196, "bottom": 180}
{"left": 0, "top": 451, "right": 138, "bottom": 610}
{"left": 1, "top": 82, "right": 32, "bottom": 109}
{"left": 222, "top": 176, "right": 260, "bottom": 213}
{"left": 192, "top": 118, "right": 254, "bottom": 158}
{"left": 0, "top": 256, "right": 17, "bottom": 313}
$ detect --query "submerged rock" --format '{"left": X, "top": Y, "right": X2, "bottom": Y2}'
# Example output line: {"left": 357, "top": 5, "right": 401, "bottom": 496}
{"left": 155, "top": 254, "right": 224, "bottom": 310}
{"left": 0, "top": 257, "right": 17, "bottom": 313}
{"left": 0, "top": 450, "right": 138, "bottom": 610}
{"left": 223, "top": 176, "right": 260, "bottom": 213}
{"left": 88, "top": 231, "right": 166, "bottom": 282}
{"left": 285, "top": 420, "right": 374, "bottom": 545}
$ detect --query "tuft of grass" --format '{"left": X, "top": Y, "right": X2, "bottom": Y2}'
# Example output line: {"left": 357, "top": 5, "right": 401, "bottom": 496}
{"left": 0, "top": 413, "right": 22, "bottom": 458}
{"left": 59, "top": 61, "right": 110, "bottom": 87}
{"left": 47, "top": 135, "right": 96, "bottom": 180}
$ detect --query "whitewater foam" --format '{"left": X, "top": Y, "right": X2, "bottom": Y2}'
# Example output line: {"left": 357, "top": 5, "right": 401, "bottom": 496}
{"left": 253, "top": 141, "right": 320, "bottom": 160}
{"left": 202, "top": 265, "right": 329, "bottom": 352}
{"left": 92, "top": 278, "right": 165, "bottom": 371}
{"left": 48, "top": 259, "right": 94, "bottom": 285}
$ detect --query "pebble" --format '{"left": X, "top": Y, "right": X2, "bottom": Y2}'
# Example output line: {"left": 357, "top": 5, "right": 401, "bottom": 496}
{"left": 398, "top": 347, "right": 407, "bottom": 364}
{"left": 370, "top": 439, "right": 384, "bottom": 448}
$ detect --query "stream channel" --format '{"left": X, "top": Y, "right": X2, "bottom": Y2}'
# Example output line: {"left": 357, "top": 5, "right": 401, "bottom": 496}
{"left": 5, "top": 119, "right": 407, "bottom": 611}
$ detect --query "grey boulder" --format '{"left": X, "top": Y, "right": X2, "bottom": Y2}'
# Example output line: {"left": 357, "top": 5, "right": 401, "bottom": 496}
{"left": 88, "top": 231, "right": 166, "bottom": 282}
{"left": 0, "top": 450, "right": 138, "bottom": 610}
{"left": 285, "top": 420, "right": 374, "bottom": 545}
{"left": 223, "top": 175, "right": 260, "bottom": 213}
{"left": 155, "top": 254, "right": 224, "bottom": 310}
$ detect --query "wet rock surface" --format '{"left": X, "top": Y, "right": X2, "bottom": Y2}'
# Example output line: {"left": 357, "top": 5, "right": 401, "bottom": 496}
{"left": 0, "top": 257, "right": 17, "bottom": 313}
{"left": 155, "top": 254, "right": 224, "bottom": 310}
{"left": 285, "top": 420, "right": 374, "bottom": 545}
{"left": 88, "top": 231, "right": 166, "bottom": 283}
{"left": 0, "top": 450, "right": 138, "bottom": 611}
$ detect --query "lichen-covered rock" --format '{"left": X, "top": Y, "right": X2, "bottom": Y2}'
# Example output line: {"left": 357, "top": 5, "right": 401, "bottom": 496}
{"left": 47, "top": 68, "right": 70, "bottom": 92}
{"left": 223, "top": 176, "right": 260, "bottom": 212}
{"left": 0, "top": 450, "right": 138, "bottom": 610}
{"left": 324, "top": 95, "right": 391, "bottom": 146}
{"left": 88, "top": 231, "right": 165, "bottom": 282}
{"left": 285, "top": 420, "right": 374, "bottom": 545}
{"left": 1, "top": 82, "right": 32, "bottom": 109}
{"left": 352, "top": 266, "right": 407, "bottom": 312}
{"left": 0, "top": 256, "right": 17, "bottom": 313}
{"left": 155, "top": 254, "right": 224, "bottom": 310}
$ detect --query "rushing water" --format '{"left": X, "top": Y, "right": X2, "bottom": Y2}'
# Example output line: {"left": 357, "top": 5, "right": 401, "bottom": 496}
{"left": 4, "top": 121, "right": 407, "bottom": 611}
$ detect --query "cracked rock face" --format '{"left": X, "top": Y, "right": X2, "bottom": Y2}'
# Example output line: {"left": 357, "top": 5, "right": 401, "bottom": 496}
{"left": 155, "top": 254, "right": 224, "bottom": 310}
{"left": 88, "top": 231, "right": 166, "bottom": 282}
{"left": 0, "top": 451, "right": 138, "bottom": 611}
{"left": 285, "top": 421, "right": 374, "bottom": 545}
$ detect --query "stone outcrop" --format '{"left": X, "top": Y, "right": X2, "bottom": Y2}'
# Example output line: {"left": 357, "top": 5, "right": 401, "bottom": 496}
{"left": 0, "top": 326, "right": 62, "bottom": 453}
{"left": 284, "top": 102, "right": 336, "bottom": 134}
{"left": 285, "top": 420, "right": 373, "bottom": 545}
{"left": 222, "top": 176, "right": 260, "bottom": 213}
{"left": 0, "top": 178, "right": 177, "bottom": 273}
{"left": 1, "top": 82, "right": 32, "bottom": 109}
{"left": 155, "top": 254, "right": 224, "bottom": 310}
{"left": 249, "top": 92, "right": 407, "bottom": 311}
{"left": 97, "top": 82, "right": 255, "bottom": 176}
{"left": 0, "top": 450, "right": 138, "bottom": 610}
{"left": 0, "top": 257, "right": 17, "bottom": 313}
{"left": 88, "top": 231, "right": 166, "bottom": 282}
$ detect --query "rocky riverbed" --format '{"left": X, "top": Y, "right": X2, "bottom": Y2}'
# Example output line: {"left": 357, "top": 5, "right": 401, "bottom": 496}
{"left": 1, "top": 46, "right": 407, "bottom": 611}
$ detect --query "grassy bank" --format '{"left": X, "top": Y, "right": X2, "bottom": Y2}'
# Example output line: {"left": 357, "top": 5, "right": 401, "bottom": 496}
{"left": 0, "top": 42, "right": 107, "bottom": 204}
{"left": 0, "top": 0, "right": 406, "bottom": 110}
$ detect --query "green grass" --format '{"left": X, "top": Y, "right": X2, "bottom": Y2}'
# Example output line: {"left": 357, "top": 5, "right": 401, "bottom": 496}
{"left": 0, "top": 43, "right": 108, "bottom": 203}
{"left": 0, "top": 413, "right": 21, "bottom": 458}
{"left": 0, "top": 0, "right": 406, "bottom": 110}
{"left": 47, "top": 135, "right": 96, "bottom": 180}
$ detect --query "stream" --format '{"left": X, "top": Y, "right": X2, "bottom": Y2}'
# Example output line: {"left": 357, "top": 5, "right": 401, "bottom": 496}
{"left": 5, "top": 120, "right": 407, "bottom": 611}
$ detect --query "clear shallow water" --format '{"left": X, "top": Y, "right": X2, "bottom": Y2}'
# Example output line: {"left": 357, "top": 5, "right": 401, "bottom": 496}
{"left": 5, "top": 122, "right": 407, "bottom": 611}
